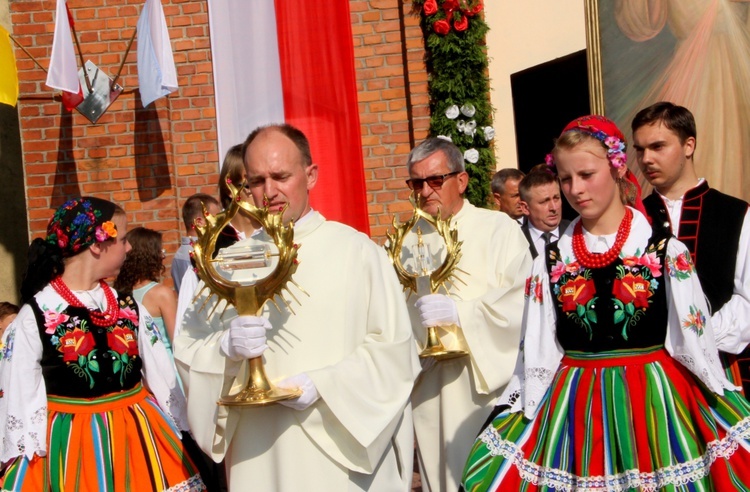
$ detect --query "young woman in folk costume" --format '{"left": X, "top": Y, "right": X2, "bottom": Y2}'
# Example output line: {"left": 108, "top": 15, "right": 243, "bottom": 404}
{"left": 462, "top": 116, "right": 750, "bottom": 491}
{"left": 0, "top": 197, "right": 204, "bottom": 491}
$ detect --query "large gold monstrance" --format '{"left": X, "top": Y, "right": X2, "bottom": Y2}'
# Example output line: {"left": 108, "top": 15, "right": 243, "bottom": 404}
{"left": 385, "top": 193, "right": 468, "bottom": 360}
{"left": 192, "top": 179, "right": 305, "bottom": 406}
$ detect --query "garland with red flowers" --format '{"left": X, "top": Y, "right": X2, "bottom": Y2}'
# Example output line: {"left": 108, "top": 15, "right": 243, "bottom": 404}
{"left": 413, "top": 0, "right": 494, "bottom": 207}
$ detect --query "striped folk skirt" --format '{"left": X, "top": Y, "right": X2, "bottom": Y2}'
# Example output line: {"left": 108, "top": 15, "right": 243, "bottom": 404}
{"left": 462, "top": 347, "right": 750, "bottom": 491}
{"left": 2, "top": 384, "right": 205, "bottom": 492}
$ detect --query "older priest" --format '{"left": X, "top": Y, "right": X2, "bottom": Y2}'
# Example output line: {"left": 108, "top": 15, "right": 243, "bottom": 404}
{"left": 404, "top": 138, "right": 532, "bottom": 491}
{"left": 175, "top": 124, "right": 421, "bottom": 491}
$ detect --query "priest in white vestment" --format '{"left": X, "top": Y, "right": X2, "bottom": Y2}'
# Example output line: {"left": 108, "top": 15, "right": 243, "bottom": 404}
{"left": 174, "top": 124, "right": 421, "bottom": 491}
{"left": 403, "top": 138, "right": 532, "bottom": 491}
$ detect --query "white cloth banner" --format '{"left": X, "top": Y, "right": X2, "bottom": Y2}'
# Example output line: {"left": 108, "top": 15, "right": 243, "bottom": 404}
{"left": 46, "top": 0, "right": 80, "bottom": 94}
{"left": 137, "top": 0, "right": 178, "bottom": 107}
{"left": 207, "top": 0, "right": 285, "bottom": 162}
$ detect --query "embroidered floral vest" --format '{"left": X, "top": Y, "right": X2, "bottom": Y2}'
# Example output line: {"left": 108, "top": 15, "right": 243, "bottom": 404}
{"left": 31, "top": 292, "right": 143, "bottom": 398}
{"left": 546, "top": 233, "right": 670, "bottom": 352}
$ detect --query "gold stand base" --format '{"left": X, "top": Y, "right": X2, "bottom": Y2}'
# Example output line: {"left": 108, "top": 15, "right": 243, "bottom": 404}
{"left": 219, "top": 386, "right": 302, "bottom": 407}
{"left": 218, "top": 356, "right": 302, "bottom": 407}
{"left": 418, "top": 325, "right": 469, "bottom": 361}
{"left": 419, "top": 346, "right": 468, "bottom": 361}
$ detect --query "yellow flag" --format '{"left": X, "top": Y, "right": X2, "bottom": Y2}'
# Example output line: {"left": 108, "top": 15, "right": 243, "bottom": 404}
{"left": 0, "top": 25, "right": 19, "bottom": 107}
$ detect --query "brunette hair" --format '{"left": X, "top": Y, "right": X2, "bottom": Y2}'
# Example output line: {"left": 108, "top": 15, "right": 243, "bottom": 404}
{"left": 218, "top": 144, "right": 247, "bottom": 209}
{"left": 113, "top": 227, "right": 164, "bottom": 293}
{"left": 182, "top": 193, "right": 220, "bottom": 231}
{"left": 631, "top": 101, "right": 696, "bottom": 145}
{"left": 0, "top": 302, "right": 19, "bottom": 320}
{"left": 518, "top": 166, "right": 557, "bottom": 202}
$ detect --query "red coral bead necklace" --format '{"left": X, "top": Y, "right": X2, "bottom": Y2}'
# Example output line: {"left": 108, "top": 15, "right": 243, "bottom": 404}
{"left": 50, "top": 277, "right": 120, "bottom": 327}
{"left": 572, "top": 208, "right": 633, "bottom": 269}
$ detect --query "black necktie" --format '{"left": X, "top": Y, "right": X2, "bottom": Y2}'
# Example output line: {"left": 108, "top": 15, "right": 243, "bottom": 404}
{"left": 542, "top": 232, "right": 552, "bottom": 245}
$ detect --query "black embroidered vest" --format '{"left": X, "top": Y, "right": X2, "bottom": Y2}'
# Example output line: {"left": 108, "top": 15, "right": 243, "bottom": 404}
{"left": 547, "top": 233, "right": 669, "bottom": 352}
{"left": 32, "top": 292, "right": 143, "bottom": 398}
{"left": 643, "top": 182, "right": 747, "bottom": 313}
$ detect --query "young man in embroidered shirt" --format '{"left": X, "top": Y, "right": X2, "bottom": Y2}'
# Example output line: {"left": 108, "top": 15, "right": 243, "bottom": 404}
{"left": 633, "top": 101, "right": 750, "bottom": 393}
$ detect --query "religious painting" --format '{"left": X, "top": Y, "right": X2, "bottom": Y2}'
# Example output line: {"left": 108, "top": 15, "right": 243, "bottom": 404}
{"left": 585, "top": 0, "right": 750, "bottom": 201}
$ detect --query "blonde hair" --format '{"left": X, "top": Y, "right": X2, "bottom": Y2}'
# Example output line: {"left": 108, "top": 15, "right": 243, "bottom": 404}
{"left": 552, "top": 132, "right": 637, "bottom": 207}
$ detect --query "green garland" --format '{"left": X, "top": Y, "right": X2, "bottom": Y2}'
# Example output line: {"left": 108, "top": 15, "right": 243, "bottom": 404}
{"left": 413, "top": 0, "right": 494, "bottom": 207}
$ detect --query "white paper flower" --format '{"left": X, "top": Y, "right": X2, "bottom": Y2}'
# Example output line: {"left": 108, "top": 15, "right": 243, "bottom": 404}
{"left": 483, "top": 126, "right": 495, "bottom": 141}
{"left": 456, "top": 120, "right": 466, "bottom": 132}
{"left": 437, "top": 134, "right": 453, "bottom": 142}
{"left": 460, "top": 104, "right": 476, "bottom": 117}
{"left": 464, "top": 120, "right": 477, "bottom": 136}
{"left": 464, "top": 148, "right": 479, "bottom": 163}
{"left": 445, "top": 105, "right": 460, "bottom": 120}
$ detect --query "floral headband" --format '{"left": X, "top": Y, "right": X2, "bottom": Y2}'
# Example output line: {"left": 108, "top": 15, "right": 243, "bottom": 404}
{"left": 46, "top": 197, "right": 118, "bottom": 257}
{"left": 545, "top": 115, "right": 627, "bottom": 170}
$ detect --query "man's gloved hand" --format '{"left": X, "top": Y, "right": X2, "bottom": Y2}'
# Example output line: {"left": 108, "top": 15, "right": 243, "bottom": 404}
{"left": 415, "top": 293, "right": 460, "bottom": 328}
{"left": 276, "top": 373, "right": 320, "bottom": 411}
{"left": 220, "top": 315, "right": 272, "bottom": 361}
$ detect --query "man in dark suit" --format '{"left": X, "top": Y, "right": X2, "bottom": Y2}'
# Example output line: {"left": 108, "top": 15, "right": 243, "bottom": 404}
{"left": 518, "top": 166, "right": 569, "bottom": 259}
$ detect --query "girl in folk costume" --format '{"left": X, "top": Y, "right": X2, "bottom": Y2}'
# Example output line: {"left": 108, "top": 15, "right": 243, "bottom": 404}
{"left": 0, "top": 198, "right": 204, "bottom": 491}
{"left": 462, "top": 116, "right": 750, "bottom": 491}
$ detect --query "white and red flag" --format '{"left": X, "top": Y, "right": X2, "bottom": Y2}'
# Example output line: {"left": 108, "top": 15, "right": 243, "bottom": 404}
{"left": 137, "top": 0, "right": 178, "bottom": 107}
{"left": 207, "top": 0, "right": 369, "bottom": 234}
{"left": 46, "top": 0, "right": 83, "bottom": 110}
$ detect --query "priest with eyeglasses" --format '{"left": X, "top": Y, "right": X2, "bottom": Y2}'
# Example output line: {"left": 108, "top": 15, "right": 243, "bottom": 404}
{"left": 402, "top": 138, "right": 531, "bottom": 492}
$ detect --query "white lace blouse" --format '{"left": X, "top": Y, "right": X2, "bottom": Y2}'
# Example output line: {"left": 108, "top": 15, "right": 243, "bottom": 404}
{"left": 498, "top": 208, "right": 738, "bottom": 419}
{"left": 0, "top": 283, "right": 189, "bottom": 463}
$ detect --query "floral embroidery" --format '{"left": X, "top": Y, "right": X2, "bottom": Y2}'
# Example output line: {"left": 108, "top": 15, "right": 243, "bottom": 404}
{"left": 59, "top": 328, "right": 96, "bottom": 362}
{"left": 612, "top": 241, "right": 663, "bottom": 340}
{"left": 550, "top": 250, "right": 598, "bottom": 339}
{"left": 524, "top": 275, "right": 543, "bottom": 303}
{"left": 43, "top": 305, "right": 69, "bottom": 334}
{"left": 1, "top": 325, "right": 15, "bottom": 362}
{"left": 107, "top": 327, "right": 138, "bottom": 357}
{"left": 43, "top": 298, "right": 141, "bottom": 389}
{"left": 682, "top": 305, "right": 706, "bottom": 336}
{"left": 667, "top": 251, "right": 695, "bottom": 281}
{"left": 119, "top": 306, "right": 139, "bottom": 324}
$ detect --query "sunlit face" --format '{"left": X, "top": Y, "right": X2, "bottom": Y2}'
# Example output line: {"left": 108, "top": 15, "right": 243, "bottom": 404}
{"left": 408, "top": 150, "right": 468, "bottom": 218}
{"left": 95, "top": 213, "right": 131, "bottom": 279}
{"left": 244, "top": 130, "right": 318, "bottom": 224}
{"left": 521, "top": 181, "right": 562, "bottom": 232}
{"left": 495, "top": 179, "right": 523, "bottom": 220}
{"left": 555, "top": 140, "right": 624, "bottom": 222}
{"left": 633, "top": 121, "right": 695, "bottom": 194}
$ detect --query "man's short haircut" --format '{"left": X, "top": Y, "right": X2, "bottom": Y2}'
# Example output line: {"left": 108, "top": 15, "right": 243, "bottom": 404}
{"left": 631, "top": 101, "right": 697, "bottom": 145}
{"left": 406, "top": 138, "right": 465, "bottom": 173}
{"left": 182, "top": 193, "right": 220, "bottom": 230}
{"left": 491, "top": 168, "right": 525, "bottom": 195}
{"left": 242, "top": 123, "right": 313, "bottom": 168}
{"left": 518, "top": 166, "right": 558, "bottom": 202}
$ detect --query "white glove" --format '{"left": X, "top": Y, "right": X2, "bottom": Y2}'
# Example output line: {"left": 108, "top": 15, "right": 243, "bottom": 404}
{"left": 276, "top": 373, "right": 320, "bottom": 411}
{"left": 415, "top": 293, "right": 460, "bottom": 328}
{"left": 220, "top": 315, "right": 272, "bottom": 361}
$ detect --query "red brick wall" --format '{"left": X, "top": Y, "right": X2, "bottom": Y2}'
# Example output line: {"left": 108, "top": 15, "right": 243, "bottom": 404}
{"left": 10, "top": 0, "right": 429, "bottom": 277}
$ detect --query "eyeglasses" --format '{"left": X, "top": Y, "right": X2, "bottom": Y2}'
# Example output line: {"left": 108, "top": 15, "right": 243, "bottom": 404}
{"left": 406, "top": 171, "right": 459, "bottom": 191}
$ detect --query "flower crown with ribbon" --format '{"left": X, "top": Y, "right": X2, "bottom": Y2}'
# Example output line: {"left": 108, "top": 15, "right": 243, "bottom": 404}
{"left": 545, "top": 115, "right": 627, "bottom": 170}
{"left": 46, "top": 197, "right": 118, "bottom": 258}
